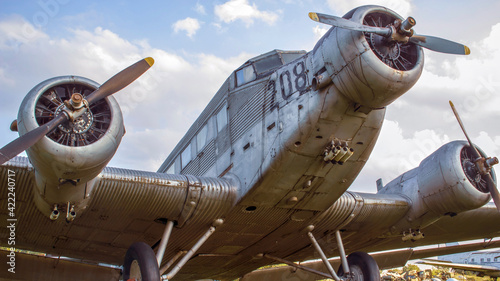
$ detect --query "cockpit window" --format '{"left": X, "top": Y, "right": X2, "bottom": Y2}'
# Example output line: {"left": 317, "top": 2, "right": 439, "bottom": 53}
{"left": 253, "top": 53, "right": 282, "bottom": 74}
{"left": 235, "top": 65, "right": 256, "bottom": 87}
{"left": 281, "top": 52, "right": 305, "bottom": 64}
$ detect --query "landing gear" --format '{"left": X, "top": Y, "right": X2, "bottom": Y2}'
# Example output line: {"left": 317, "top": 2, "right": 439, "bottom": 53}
{"left": 338, "top": 252, "right": 380, "bottom": 281}
{"left": 123, "top": 242, "right": 160, "bottom": 281}
{"left": 263, "top": 227, "right": 381, "bottom": 281}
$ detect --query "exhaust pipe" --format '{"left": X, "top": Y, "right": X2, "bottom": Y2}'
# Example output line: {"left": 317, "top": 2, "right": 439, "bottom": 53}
{"left": 50, "top": 204, "right": 59, "bottom": 221}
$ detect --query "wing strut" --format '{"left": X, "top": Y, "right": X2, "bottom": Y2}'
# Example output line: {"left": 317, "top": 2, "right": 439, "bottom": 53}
{"left": 263, "top": 254, "right": 334, "bottom": 280}
{"left": 307, "top": 226, "right": 342, "bottom": 281}
{"left": 261, "top": 226, "right": 354, "bottom": 281}
{"left": 162, "top": 219, "right": 224, "bottom": 280}
{"left": 156, "top": 220, "right": 175, "bottom": 266}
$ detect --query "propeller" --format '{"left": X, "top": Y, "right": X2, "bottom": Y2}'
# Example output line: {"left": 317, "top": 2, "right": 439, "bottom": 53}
{"left": 449, "top": 101, "right": 500, "bottom": 211}
{"left": 308, "top": 12, "right": 470, "bottom": 55}
{"left": 0, "top": 57, "right": 155, "bottom": 166}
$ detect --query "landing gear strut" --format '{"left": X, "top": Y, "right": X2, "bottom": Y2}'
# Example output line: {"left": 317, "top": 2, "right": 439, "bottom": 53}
{"left": 123, "top": 242, "right": 160, "bottom": 281}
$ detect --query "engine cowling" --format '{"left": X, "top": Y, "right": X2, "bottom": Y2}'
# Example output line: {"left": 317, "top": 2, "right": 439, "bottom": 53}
{"left": 311, "top": 5, "right": 424, "bottom": 109}
{"left": 379, "top": 141, "right": 493, "bottom": 229}
{"left": 16, "top": 76, "right": 124, "bottom": 219}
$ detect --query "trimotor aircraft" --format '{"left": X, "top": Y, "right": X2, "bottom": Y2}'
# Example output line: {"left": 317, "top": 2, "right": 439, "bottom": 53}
{"left": 1, "top": 5, "right": 500, "bottom": 281}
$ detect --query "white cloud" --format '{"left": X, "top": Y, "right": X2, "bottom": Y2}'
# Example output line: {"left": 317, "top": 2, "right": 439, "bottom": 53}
{"left": 313, "top": 25, "right": 329, "bottom": 40}
{"left": 195, "top": 3, "right": 206, "bottom": 15}
{"left": 214, "top": 0, "right": 279, "bottom": 27}
{"left": 0, "top": 16, "right": 251, "bottom": 171}
{"left": 327, "top": 0, "right": 413, "bottom": 17}
{"left": 0, "top": 14, "right": 48, "bottom": 50}
{"left": 173, "top": 17, "right": 201, "bottom": 38}
{"left": 350, "top": 120, "right": 450, "bottom": 193}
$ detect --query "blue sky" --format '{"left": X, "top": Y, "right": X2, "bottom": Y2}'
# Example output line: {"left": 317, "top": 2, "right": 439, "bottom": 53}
{"left": 1, "top": 0, "right": 500, "bottom": 193}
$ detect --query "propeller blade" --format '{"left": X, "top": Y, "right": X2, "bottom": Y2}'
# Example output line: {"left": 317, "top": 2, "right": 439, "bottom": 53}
{"left": 449, "top": 101, "right": 481, "bottom": 159}
{"left": 86, "top": 57, "right": 155, "bottom": 105}
{"left": 410, "top": 35, "right": 470, "bottom": 55}
{"left": 308, "top": 12, "right": 392, "bottom": 37}
{"left": 486, "top": 175, "right": 500, "bottom": 211}
{"left": 0, "top": 114, "right": 68, "bottom": 165}
{"left": 450, "top": 101, "right": 500, "bottom": 211}
{"left": 0, "top": 57, "right": 155, "bottom": 166}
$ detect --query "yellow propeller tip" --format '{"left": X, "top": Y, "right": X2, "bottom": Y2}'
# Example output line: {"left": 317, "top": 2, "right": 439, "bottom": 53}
{"left": 309, "top": 12, "right": 319, "bottom": 22}
{"left": 145, "top": 57, "right": 155, "bottom": 67}
{"left": 464, "top": 46, "right": 471, "bottom": 55}
{"left": 449, "top": 100, "right": 455, "bottom": 107}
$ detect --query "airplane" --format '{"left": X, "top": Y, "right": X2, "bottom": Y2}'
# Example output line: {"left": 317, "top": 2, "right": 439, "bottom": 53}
{"left": 1, "top": 4, "right": 500, "bottom": 281}
{"left": 418, "top": 258, "right": 500, "bottom": 278}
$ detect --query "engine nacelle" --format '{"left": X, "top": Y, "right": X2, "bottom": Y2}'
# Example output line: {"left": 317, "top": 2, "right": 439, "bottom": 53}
{"left": 379, "top": 141, "right": 493, "bottom": 229}
{"left": 311, "top": 5, "right": 424, "bottom": 109}
{"left": 16, "top": 76, "right": 125, "bottom": 219}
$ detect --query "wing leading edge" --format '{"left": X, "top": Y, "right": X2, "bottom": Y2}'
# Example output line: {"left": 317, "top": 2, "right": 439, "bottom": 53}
{"left": 418, "top": 259, "right": 500, "bottom": 277}
{"left": 0, "top": 156, "right": 239, "bottom": 266}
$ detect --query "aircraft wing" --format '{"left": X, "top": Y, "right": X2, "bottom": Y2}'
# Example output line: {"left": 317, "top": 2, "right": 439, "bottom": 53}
{"left": 241, "top": 240, "right": 500, "bottom": 280}
{"left": 417, "top": 259, "right": 500, "bottom": 277}
{"left": 2, "top": 156, "right": 500, "bottom": 280}
{"left": 0, "top": 156, "right": 238, "bottom": 265}
{"left": 239, "top": 205, "right": 500, "bottom": 281}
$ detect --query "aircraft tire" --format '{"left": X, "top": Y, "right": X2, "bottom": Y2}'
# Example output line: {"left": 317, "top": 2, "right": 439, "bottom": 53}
{"left": 338, "top": 251, "right": 380, "bottom": 281}
{"left": 123, "top": 242, "right": 160, "bottom": 281}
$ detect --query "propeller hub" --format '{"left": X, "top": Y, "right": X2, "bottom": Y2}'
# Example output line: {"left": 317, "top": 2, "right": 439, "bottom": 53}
{"left": 461, "top": 146, "right": 489, "bottom": 193}
{"left": 486, "top": 157, "right": 499, "bottom": 168}
{"left": 55, "top": 104, "right": 94, "bottom": 135}
{"left": 363, "top": 12, "right": 419, "bottom": 71}
{"left": 70, "top": 93, "right": 85, "bottom": 109}
{"left": 400, "top": 17, "right": 416, "bottom": 33}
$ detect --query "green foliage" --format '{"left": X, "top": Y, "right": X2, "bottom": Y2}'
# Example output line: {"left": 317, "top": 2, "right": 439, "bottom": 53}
{"left": 403, "top": 264, "right": 421, "bottom": 272}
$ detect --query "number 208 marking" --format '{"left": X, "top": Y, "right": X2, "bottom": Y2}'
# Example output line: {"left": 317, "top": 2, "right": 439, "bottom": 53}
{"left": 280, "top": 61, "right": 307, "bottom": 100}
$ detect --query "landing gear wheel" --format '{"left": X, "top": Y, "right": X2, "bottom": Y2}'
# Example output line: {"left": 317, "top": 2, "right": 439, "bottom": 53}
{"left": 123, "top": 242, "right": 160, "bottom": 281}
{"left": 338, "top": 252, "right": 380, "bottom": 281}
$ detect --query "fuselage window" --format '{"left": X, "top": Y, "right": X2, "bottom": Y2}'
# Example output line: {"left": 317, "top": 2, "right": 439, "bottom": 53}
{"left": 235, "top": 65, "right": 256, "bottom": 87}
{"left": 181, "top": 144, "right": 191, "bottom": 169}
{"left": 166, "top": 164, "right": 175, "bottom": 174}
{"left": 197, "top": 124, "right": 208, "bottom": 152}
{"left": 216, "top": 106, "right": 227, "bottom": 133}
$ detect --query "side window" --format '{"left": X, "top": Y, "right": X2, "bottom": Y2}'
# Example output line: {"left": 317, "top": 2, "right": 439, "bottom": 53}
{"left": 166, "top": 164, "right": 175, "bottom": 174}
{"left": 181, "top": 144, "right": 191, "bottom": 169}
{"left": 216, "top": 106, "right": 227, "bottom": 133}
{"left": 197, "top": 124, "right": 208, "bottom": 152}
{"left": 235, "top": 65, "right": 256, "bottom": 87}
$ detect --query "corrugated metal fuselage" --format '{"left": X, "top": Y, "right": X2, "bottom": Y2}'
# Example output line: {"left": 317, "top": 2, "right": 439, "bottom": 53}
{"left": 156, "top": 5, "right": 424, "bottom": 279}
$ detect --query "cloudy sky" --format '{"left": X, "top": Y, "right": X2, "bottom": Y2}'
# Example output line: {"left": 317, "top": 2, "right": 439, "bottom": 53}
{"left": 1, "top": 0, "right": 500, "bottom": 193}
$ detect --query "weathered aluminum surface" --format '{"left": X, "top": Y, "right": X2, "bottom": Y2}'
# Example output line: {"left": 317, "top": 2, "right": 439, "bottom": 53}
{"left": 0, "top": 157, "right": 238, "bottom": 265}
{"left": 379, "top": 141, "right": 492, "bottom": 230}
{"left": 1, "top": 156, "right": 500, "bottom": 280}
{"left": 2, "top": 4, "right": 497, "bottom": 281}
